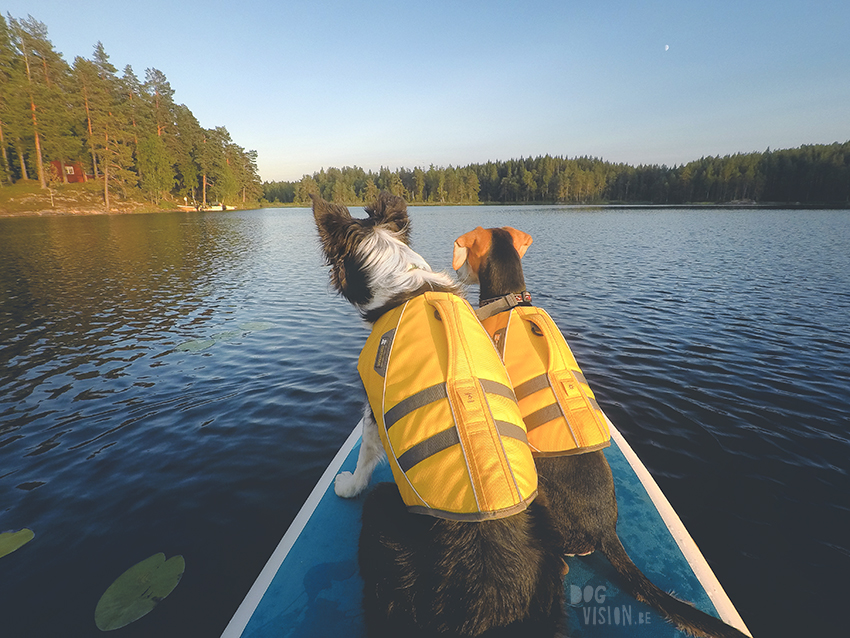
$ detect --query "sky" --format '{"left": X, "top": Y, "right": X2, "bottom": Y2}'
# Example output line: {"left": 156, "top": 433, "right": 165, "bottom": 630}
{"left": 7, "top": 0, "right": 850, "bottom": 182}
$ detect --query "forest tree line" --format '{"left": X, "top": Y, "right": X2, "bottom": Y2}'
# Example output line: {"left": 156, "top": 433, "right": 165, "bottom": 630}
{"left": 0, "top": 14, "right": 262, "bottom": 208}
{"left": 265, "top": 142, "right": 850, "bottom": 207}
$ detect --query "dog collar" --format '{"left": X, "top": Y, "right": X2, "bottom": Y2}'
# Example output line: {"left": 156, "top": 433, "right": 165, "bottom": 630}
{"left": 475, "top": 291, "right": 532, "bottom": 321}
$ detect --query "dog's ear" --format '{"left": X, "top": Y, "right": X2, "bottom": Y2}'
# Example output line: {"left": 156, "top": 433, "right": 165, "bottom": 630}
{"left": 452, "top": 226, "right": 491, "bottom": 273}
{"left": 504, "top": 227, "right": 533, "bottom": 259}
{"left": 311, "top": 193, "right": 371, "bottom": 303}
{"left": 311, "top": 193, "right": 355, "bottom": 261}
{"left": 364, "top": 192, "right": 411, "bottom": 244}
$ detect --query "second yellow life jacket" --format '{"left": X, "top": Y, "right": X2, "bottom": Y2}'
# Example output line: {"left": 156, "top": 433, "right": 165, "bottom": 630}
{"left": 358, "top": 292, "right": 538, "bottom": 521}
{"left": 480, "top": 305, "right": 610, "bottom": 457}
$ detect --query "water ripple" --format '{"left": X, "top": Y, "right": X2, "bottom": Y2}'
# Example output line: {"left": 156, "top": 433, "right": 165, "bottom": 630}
{"left": 1, "top": 207, "right": 848, "bottom": 636}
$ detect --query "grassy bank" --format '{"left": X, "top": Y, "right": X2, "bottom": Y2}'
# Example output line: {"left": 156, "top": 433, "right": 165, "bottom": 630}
{"left": 0, "top": 181, "right": 174, "bottom": 217}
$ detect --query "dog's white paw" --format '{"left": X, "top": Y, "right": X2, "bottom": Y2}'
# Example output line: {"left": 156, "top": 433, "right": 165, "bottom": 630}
{"left": 334, "top": 471, "right": 364, "bottom": 498}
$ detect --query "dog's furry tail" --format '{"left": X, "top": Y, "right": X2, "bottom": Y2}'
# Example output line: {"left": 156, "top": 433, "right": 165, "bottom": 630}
{"left": 600, "top": 532, "right": 749, "bottom": 638}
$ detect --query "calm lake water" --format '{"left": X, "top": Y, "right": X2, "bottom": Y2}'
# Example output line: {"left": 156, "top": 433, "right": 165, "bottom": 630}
{"left": 1, "top": 206, "right": 848, "bottom": 637}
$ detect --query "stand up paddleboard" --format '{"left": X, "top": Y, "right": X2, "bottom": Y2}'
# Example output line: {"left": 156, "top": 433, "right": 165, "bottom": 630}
{"left": 222, "top": 417, "right": 750, "bottom": 637}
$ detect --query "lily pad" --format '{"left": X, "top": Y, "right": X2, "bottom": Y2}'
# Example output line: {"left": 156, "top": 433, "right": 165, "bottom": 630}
{"left": 0, "top": 528, "right": 34, "bottom": 559}
{"left": 238, "top": 321, "right": 274, "bottom": 332}
{"left": 210, "top": 330, "right": 243, "bottom": 342}
{"left": 95, "top": 553, "right": 185, "bottom": 631}
{"left": 174, "top": 338, "right": 215, "bottom": 352}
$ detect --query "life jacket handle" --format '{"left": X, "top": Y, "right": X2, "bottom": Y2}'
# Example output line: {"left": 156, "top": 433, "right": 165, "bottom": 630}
{"left": 426, "top": 293, "right": 523, "bottom": 511}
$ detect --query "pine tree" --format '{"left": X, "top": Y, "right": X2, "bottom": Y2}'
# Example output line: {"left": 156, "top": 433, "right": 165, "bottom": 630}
{"left": 196, "top": 127, "right": 227, "bottom": 206}
{"left": 9, "top": 16, "right": 80, "bottom": 187}
{"left": 295, "top": 174, "right": 319, "bottom": 203}
{"left": 144, "top": 68, "right": 175, "bottom": 138}
{"left": 230, "top": 148, "right": 262, "bottom": 203}
{"left": 72, "top": 56, "right": 103, "bottom": 178}
{"left": 412, "top": 167, "right": 425, "bottom": 202}
{"left": 0, "top": 14, "right": 16, "bottom": 184}
{"left": 9, "top": 16, "right": 50, "bottom": 187}
{"left": 137, "top": 133, "right": 174, "bottom": 203}
{"left": 77, "top": 44, "right": 136, "bottom": 208}
{"left": 172, "top": 104, "right": 202, "bottom": 202}
{"left": 120, "top": 65, "right": 147, "bottom": 150}
{"left": 363, "top": 177, "right": 378, "bottom": 204}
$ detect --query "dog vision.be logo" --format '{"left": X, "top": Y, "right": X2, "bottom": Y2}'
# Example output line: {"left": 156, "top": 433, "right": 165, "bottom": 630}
{"left": 569, "top": 580, "right": 652, "bottom": 628}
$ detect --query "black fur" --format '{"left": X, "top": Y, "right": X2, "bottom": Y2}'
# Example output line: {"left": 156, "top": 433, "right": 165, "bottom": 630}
{"left": 361, "top": 283, "right": 460, "bottom": 324}
{"left": 476, "top": 228, "right": 749, "bottom": 638}
{"left": 477, "top": 229, "right": 527, "bottom": 302}
{"left": 360, "top": 483, "right": 566, "bottom": 638}
{"left": 363, "top": 192, "right": 413, "bottom": 243}
{"left": 312, "top": 196, "right": 567, "bottom": 637}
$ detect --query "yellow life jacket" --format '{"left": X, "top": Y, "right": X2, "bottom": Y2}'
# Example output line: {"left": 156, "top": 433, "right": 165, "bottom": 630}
{"left": 480, "top": 305, "right": 610, "bottom": 457}
{"left": 358, "top": 291, "right": 538, "bottom": 521}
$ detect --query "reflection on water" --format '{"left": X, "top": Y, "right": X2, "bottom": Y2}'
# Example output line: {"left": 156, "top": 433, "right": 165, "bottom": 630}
{"left": 1, "top": 209, "right": 368, "bottom": 637}
{"left": 3, "top": 213, "right": 250, "bottom": 461}
{"left": 1, "top": 207, "right": 849, "bottom": 637}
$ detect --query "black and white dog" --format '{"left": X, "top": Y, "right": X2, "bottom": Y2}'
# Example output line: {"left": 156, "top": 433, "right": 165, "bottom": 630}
{"left": 452, "top": 226, "right": 750, "bottom": 638}
{"left": 312, "top": 194, "right": 566, "bottom": 637}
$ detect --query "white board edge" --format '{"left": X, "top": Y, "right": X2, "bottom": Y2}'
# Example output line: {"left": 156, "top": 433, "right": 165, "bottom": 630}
{"left": 221, "top": 423, "right": 362, "bottom": 638}
{"left": 606, "top": 416, "right": 752, "bottom": 637}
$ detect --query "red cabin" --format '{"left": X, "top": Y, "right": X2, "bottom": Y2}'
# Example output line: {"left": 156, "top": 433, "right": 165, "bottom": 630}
{"left": 50, "top": 161, "right": 88, "bottom": 184}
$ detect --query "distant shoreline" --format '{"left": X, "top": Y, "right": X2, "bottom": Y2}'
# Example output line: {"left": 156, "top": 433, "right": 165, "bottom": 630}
{"left": 4, "top": 201, "right": 847, "bottom": 218}
{"left": 0, "top": 204, "right": 261, "bottom": 218}
{"left": 3, "top": 181, "right": 848, "bottom": 218}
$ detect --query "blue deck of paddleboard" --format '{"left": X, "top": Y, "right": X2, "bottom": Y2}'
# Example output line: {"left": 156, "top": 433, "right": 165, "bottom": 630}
{"left": 226, "top": 428, "right": 740, "bottom": 637}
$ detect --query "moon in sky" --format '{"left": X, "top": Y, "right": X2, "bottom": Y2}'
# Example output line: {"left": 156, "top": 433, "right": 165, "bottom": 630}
{"left": 665, "top": 44, "right": 670, "bottom": 51}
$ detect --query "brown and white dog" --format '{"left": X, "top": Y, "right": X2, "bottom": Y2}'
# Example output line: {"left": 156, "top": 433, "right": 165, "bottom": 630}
{"left": 312, "top": 195, "right": 566, "bottom": 637}
{"left": 453, "top": 226, "right": 749, "bottom": 638}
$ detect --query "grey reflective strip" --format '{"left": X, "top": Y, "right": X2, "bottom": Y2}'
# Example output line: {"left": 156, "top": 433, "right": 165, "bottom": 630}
{"left": 479, "top": 378, "right": 517, "bottom": 402}
{"left": 572, "top": 369, "right": 588, "bottom": 386}
{"left": 514, "top": 374, "right": 550, "bottom": 400}
{"left": 589, "top": 396, "right": 601, "bottom": 412}
{"left": 397, "top": 427, "right": 460, "bottom": 472}
{"left": 494, "top": 420, "right": 528, "bottom": 444}
{"left": 524, "top": 403, "right": 563, "bottom": 431}
{"left": 384, "top": 383, "right": 447, "bottom": 430}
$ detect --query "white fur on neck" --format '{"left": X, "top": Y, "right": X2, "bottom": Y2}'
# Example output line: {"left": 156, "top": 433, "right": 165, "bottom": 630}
{"left": 455, "top": 260, "right": 479, "bottom": 285}
{"left": 357, "top": 228, "right": 456, "bottom": 313}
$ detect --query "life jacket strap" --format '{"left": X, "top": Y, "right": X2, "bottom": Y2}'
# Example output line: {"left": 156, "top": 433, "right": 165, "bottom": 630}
{"left": 476, "top": 291, "right": 533, "bottom": 321}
